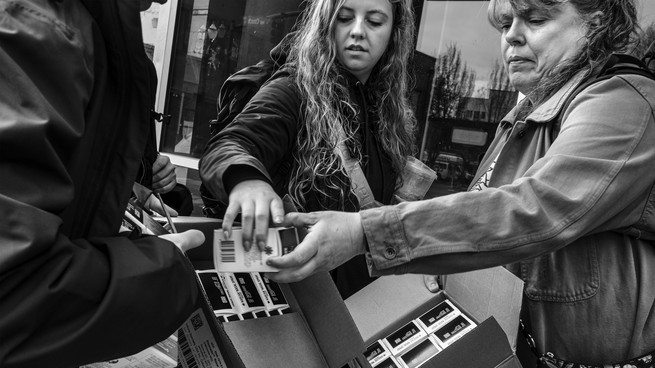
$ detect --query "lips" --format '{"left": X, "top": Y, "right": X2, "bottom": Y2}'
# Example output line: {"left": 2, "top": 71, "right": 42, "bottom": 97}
{"left": 507, "top": 56, "right": 531, "bottom": 63}
{"left": 346, "top": 45, "right": 366, "bottom": 52}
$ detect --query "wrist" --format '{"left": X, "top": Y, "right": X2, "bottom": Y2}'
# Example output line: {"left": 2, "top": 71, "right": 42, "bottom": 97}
{"left": 354, "top": 213, "right": 368, "bottom": 255}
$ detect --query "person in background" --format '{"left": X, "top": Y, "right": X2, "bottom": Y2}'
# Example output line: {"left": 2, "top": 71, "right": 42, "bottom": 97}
{"left": 200, "top": 0, "right": 418, "bottom": 298}
{"left": 0, "top": 1, "right": 204, "bottom": 367}
{"left": 266, "top": 0, "right": 655, "bottom": 365}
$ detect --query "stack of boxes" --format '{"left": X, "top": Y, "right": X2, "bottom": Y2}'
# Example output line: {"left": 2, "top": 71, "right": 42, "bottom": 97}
{"left": 363, "top": 299, "right": 478, "bottom": 368}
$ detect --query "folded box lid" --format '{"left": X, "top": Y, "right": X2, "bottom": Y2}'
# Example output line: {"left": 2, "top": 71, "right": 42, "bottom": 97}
{"left": 345, "top": 267, "right": 523, "bottom": 351}
{"left": 444, "top": 267, "right": 523, "bottom": 350}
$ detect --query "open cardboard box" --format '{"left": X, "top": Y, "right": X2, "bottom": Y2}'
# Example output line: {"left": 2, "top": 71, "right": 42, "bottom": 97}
{"left": 174, "top": 217, "right": 365, "bottom": 368}
{"left": 345, "top": 269, "right": 524, "bottom": 368}
{"left": 175, "top": 217, "right": 524, "bottom": 368}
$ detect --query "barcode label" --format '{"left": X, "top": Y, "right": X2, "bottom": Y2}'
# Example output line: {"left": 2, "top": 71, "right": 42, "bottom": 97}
{"left": 220, "top": 240, "right": 235, "bottom": 263}
{"left": 178, "top": 329, "right": 199, "bottom": 368}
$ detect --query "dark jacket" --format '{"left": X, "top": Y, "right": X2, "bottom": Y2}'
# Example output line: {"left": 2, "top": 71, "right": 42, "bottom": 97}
{"left": 200, "top": 71, "right": 396, "bottom": 211}
{"left": 200, "top": 66, "right": 396, "bottom": 297}
{"left": 0, "top": 1, "right": 198, "bottom": 367}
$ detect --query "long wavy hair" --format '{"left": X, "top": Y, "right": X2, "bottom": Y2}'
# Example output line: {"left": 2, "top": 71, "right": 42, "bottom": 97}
{"left": 488, "top": 0, "right": 640, "bottom": 107}
{"left": 286, "top": 0, "right": 417, "bottom": 211}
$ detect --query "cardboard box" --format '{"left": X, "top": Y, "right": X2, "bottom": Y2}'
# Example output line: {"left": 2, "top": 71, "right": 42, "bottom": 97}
{"left": 174, "top": 217, "right": 365, "bottom": 368}
{"left": 175, "top": 217, "right": 524, "bottom": 368}
{"left": 346, "top": 268, "right": 524, "bottom": 368}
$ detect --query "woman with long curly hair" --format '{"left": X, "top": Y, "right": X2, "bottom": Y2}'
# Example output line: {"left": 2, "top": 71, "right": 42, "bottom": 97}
{"left": 200, "top": 0, "right": 419, "bottom": 297}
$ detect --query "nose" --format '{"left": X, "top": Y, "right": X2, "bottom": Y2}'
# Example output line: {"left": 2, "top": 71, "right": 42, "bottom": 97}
{"left": 504, "top": 20, "right": 524, "bottom": 46}
{"left": 350, "top": 17, "right": 365, "bottom": 39}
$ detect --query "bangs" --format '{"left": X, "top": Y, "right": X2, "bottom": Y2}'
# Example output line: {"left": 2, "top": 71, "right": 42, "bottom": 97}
{"left": 487, "top": 0, "right": 564, "bottom": 29}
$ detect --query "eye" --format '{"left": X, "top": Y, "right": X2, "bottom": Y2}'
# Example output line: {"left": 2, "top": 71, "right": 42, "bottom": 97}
{"left": 367, "top": 19, "right": 383, "bottom": 27}
{"left": 337, "top": 15, "right": 353, "bottom": 23}
{"left": 495, "top": 21, "right": 512, "bottom": 32}
{"left": 527, "top": 17, "right": 546, "bottom": 25}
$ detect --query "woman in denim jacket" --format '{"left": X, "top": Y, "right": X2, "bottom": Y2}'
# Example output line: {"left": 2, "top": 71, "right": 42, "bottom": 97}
{"left": 268, "top": 0, "right": 655, "bottom": 366}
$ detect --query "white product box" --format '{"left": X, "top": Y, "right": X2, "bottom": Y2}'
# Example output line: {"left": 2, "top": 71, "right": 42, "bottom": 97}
{"left": 214, "top": 227, "right": 299, "bottom": 272}
{"left": 414, "top": 299, "right": 460, "bottom": 334}
{"left": 381, "top": 320, "right": 428, "bottom": 356}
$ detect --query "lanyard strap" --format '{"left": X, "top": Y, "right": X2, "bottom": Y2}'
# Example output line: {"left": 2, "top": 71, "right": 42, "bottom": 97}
{"left": 333, "top": 125, "right": 381, "bottom": 210}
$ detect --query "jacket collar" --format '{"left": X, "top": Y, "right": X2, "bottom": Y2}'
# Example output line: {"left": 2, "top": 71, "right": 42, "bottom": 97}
{"left": 499, "top": 69, "right": 588, "bottom": 127}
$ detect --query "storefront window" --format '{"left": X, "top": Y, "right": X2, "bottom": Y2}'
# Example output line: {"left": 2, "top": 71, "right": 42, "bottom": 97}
{"left": 144, "top": 0, "right": 655, "bottom": 213}
{"left": 159, "top": 0, "right": 303, "bottom": 158}
{"left": 416, "top": 1, "right": 517, "bottom": 196}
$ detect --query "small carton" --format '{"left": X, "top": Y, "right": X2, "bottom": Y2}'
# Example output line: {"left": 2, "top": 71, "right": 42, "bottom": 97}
{"left": 219, "top": 272, "right": 269, "bottom": 318}
{"left": 251, "top": 272, "right": 290, "bottom": 313}
{"left": 196, "top": 270, "right": 238, "bottom": 317}
{"left": 414, "top": 299, "right": 460, "bottom": 334}
{"left": 371, "top": 355, "right": 403, "bottom": 368}
{"left": 431, "top": 313, "right": 477, "bottom": 348}
{"left": 381, "top": 320, "right": 428, "bottom": 356}
{"left": 214, "top": 227, "right": 299, "bottom": 273}
{"left": 396, "top": 335, "right": 442, "bottom": 368}
{"left": 364, "top": 340, "right": 393, "bottom": 367}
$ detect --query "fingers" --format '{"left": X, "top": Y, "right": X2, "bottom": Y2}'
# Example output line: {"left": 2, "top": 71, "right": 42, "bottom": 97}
{"left": 152, "top": 155, "right": 176, "bottom": 194}
{"left": 423, "top": 275, "right": 440, "bottom": 293}
{"left": 225, "top": 180, "right": 282, "bottom": 252}
{"left": 266, "top": 234, "right": 319, "bottom": 269}
{"left": 253, "top": 202, "right": 271, "bottom": 252}
{"left": 270, "top": 196, "right": 285, "bottom": 225}
{"left": 159, "top": 229, "right": 205, "bottom": 253}
{"left": 239, "top": 199, "right": 256, "bottom": 252}
{"left": 264, "top": 257, "right": 320, "bottom": 284}
{"left": 222, "top": 200, "right": 241, "bottom": 244}
{"left": 153, "top": 177, "right": 176, "bottom": 194}
{"left": 152, "top": 154, "right": 170, "bottom": 172}
{"left": 281, "top": 212, "right": 316, "bottom": 228}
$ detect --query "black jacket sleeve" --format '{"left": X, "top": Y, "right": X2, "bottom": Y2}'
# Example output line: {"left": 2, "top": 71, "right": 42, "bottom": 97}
{"left": 0, "top": 1, "right": 199, "bottom": 367}
{"left": 199, "top": 75, "right": 301, "bottom": 203}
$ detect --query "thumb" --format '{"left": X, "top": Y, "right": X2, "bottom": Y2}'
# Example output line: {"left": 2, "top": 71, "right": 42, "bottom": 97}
{"left": 282, "top": 212, "right": 317, "bottom": 228}
{"left": 160, "top": 229, "right": 205, "bottom": 253}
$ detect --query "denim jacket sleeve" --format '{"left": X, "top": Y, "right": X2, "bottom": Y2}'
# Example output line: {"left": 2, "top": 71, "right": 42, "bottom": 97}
{"left": 361, "top": 73, "right": 655, "bottom": 276}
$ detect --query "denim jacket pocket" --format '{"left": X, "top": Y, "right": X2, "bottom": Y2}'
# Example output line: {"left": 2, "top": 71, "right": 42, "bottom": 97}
{"left": 522, "top": 242, "right": 599, "bottom": 302}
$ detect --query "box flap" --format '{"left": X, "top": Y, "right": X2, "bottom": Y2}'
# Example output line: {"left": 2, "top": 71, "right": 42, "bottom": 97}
{"left": 223, "top": 314, "right": 327, "bottom": 368}
{"left": 286, "top": 272, "right": 365, "bottom": 368}
{"left": 345, "top": 274, "right": 442, "bottom": 344}
{"left": 444, "top": 267, "right": 523, "bottom": 350}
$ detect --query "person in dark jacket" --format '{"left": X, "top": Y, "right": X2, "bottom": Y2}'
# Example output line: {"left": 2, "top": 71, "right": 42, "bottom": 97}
{"left": 199, "top": 0, "right": 418, "bottom": 298}
{"left": 0, "top": 1, "right": 204, "bottom": 367}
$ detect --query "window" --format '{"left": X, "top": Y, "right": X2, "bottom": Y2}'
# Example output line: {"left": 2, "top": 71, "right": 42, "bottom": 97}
{"left": 144, "top": 0, "right": 655, "bottom": 212}
{"left": 158, "top": 0, "right": 303, "bottom": 159}
{"left": 416, "top": 1, "right": 516, "bottom": 194}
